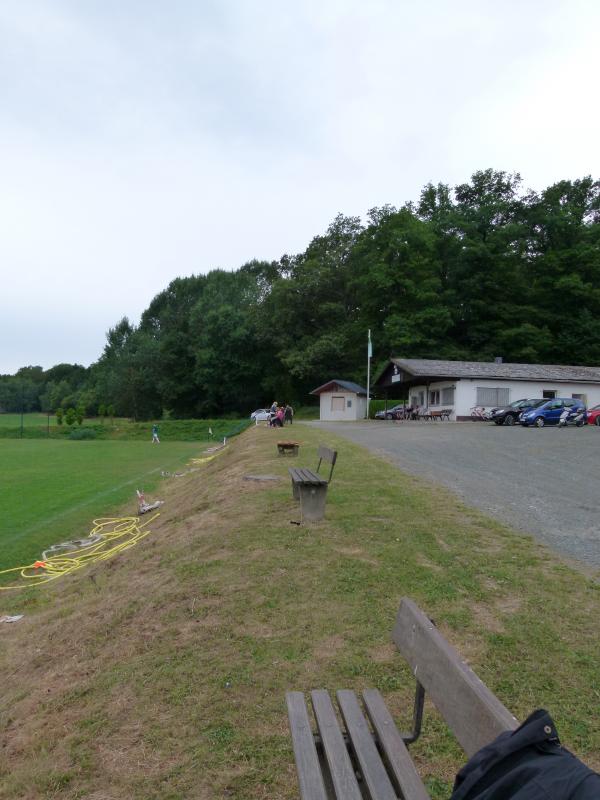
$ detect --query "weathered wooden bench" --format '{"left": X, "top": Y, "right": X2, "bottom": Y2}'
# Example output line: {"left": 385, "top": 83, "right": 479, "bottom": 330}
{"left": 289, "top": 445, "right": 338, "bottom": 523}
{"left": 278, "top": 441, "right": 301, "bottom": 456}
{"left": 286, "top": 597, "right": 518, "bottom": 799}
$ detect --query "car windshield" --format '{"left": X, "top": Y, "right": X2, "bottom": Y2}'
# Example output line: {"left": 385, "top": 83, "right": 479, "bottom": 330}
{"left": 590, "top": 404, "right": 600, "bottom": 411}
{"left": 510, "top": 399, "right": 528, "bottom": 408}
{"left": 526, "top": 399, "right": 545, "bottom": 408}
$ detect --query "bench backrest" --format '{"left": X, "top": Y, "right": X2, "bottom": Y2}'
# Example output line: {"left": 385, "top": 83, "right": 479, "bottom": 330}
{"left": 316, "top": 445, "right": 338, "bottom": 483}
{"left": 393, "top": 598, "right": 518, "bottom": 757}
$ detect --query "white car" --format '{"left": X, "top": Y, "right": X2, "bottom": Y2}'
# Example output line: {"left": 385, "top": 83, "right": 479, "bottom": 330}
{"left": 250, "top": 408, "right": 271, "bottom": 422}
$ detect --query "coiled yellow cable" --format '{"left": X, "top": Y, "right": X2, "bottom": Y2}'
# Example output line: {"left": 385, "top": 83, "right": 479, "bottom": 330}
{"left": 0, "top": 513, "right": 160, "bottom": 591}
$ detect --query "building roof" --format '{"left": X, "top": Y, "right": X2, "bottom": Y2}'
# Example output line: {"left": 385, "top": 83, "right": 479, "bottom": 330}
{"left": 310, "top": 379, "right": 368, "bottom": 396}
{"left": 387, "top": 358, "right": 600, "bottom": 384}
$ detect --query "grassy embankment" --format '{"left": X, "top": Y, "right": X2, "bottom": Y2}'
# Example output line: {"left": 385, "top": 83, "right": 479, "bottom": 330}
{"left": 1, "top": 423, "right": 599, "bottom": 799}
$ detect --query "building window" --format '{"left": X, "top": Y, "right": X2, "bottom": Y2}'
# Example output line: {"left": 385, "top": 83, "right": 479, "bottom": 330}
{"left": 430, "top": 390, "right": 440, "bottom": 405}
{"left": 476, "top": 387, "right": 510, "bottom": 406}
{"left": 347, "top": 399, "right": 352, "bottom": 408}
{"left": 542, "top": 390, "right": 557, "bottom": 399}
{"left": 331, "top": 395, "right": 345, "bottom": 412}
{"left": 441, "top": 387, "right": 455, "bottom": 405}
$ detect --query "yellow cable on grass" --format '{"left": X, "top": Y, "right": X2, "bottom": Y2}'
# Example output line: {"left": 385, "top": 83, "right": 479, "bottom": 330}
{"left": 0, "top": 513, "right": 160, "bottom": 591}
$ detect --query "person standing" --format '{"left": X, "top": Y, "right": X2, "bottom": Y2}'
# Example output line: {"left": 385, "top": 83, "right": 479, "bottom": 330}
{"left": 284, "top": 404, "right": 294, "bottom": 425}
{"left": 269, "top": 400, "right": 278, "bottom": 426}
{"left": 152, "top": 424, "right": 160, "bottom": 443}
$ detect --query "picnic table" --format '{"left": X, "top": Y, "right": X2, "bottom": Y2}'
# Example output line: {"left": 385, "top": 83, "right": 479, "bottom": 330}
{"left": 278, "top": 441, "right": 301, "bottom": 456}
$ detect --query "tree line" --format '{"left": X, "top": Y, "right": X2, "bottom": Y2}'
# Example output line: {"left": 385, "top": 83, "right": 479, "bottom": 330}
{"left": 2, "top": 169, "right": 599, "bottom": 420}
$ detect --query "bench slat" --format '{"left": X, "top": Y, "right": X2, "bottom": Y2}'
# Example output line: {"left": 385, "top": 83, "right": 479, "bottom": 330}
{"left": 286, "top": 692, "right": 328, "bottom": 800}
{"left": 362, "top": 689, "right": 431, "bottom": 800}
{"left": 289, "top": 468, "right": 327, "bottom": 485}
{"left": 336, "top": 690, "right": 397, "bottom": 800}
{"left": 311, "top": 690, "right": 362, "bottom": 800}
{"left": 393, "top": 598, "right": 518, "bottom": 757}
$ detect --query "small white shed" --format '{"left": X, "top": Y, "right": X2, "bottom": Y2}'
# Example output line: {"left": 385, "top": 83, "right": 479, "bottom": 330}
{"left": 310, "top": 379, "right": 368, "bottom": 421}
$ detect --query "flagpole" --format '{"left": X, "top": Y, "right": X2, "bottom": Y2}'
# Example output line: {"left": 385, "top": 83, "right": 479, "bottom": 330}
{"left": 366, "top": 329, "right": 372, "bottom": 419}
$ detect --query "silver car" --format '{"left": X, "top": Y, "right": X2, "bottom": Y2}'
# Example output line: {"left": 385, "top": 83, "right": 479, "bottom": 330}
{"left": 250, "top": 408, "right": 271, "bottom": 422}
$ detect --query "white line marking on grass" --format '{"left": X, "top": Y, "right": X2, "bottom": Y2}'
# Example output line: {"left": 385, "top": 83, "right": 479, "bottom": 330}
{"left": 15, "top": 451, "right": 197, "bottom": 541}
{"left": 15, "top": 467, "right": 163, "bottom": 539}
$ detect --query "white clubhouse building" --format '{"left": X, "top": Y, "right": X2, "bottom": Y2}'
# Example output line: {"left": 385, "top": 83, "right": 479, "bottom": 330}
{"left": 374, "top": 358, "right": 600, "bottom": 420}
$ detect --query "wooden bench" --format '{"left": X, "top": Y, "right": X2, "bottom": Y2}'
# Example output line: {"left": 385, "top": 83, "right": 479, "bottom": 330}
{"left": 289, "top": 445, "right": 337, "bottom": 523}
{"left": 429, "top": 409, "right": 452, "bottom": 421}
{"left": 278, "top": 441, "right": 301, "bottom": 456}
{"left": 286, "top": 597, "right": 518, "bottom": 799}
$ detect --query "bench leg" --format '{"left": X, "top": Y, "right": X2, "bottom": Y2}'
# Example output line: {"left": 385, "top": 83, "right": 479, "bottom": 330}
{"left": 299, "top": 484, "right": 328, "bottom": 522}
{"left": 292, "top": 481, "right": 300, "bottom": 501}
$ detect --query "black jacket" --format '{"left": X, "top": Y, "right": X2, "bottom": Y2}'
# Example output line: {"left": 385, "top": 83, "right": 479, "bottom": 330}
{"left": 450, "top": 709, "right": 600, "bottom": 800}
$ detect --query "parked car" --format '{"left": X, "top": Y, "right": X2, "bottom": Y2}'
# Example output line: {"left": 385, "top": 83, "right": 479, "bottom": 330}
{"left": 519, "top": 398, "right": 586, "bottom": 428}
{"left": 586, "top": 404, "right": 600, "bottom": 426}
{"left": 489, "top": 398, "right": 545, "bottom": 426}
{"left": 250, "top": 408, "right": 271, "bottom": 422}
{"left": 374, "top": 404, "right": 405, "bottom": 420}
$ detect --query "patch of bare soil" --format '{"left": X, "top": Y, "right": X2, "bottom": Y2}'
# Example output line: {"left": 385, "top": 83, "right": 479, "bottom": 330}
{"left": 333, "top": 545, "right": 379, "bottom": 566}
{"left": 312, "top": 633, "right": 345, "bottom": 662}
{"left": 369, "top": 642, "right": 396, "bottom": 664}
{"left": 415, "top": 554, "right": 444, "bottom": 573}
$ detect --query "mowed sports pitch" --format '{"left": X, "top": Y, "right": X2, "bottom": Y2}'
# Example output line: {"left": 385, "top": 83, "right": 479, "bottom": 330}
{"left": 0, "top": 439, "right": 202, "bottom": 578}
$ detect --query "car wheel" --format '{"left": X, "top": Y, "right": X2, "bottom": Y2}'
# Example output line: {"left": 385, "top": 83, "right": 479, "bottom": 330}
{"left": 504, "top": 414, "right": 515, "bottom": 426}
{"left": 576, "top": 421, "right": 584, "bottom": 427}
{"left": 595, "top": 417, "right": 600, "bottom": 427}
{"left": 385, "top": 413, "right": 393, "bottom": 420}
{"left": 534, "top": 417, "right": 545, "bottom": 428}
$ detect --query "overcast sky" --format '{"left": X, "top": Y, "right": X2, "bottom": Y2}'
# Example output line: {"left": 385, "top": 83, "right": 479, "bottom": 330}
{"left": 1, "top": 0, "right": 598, "bottom": 374}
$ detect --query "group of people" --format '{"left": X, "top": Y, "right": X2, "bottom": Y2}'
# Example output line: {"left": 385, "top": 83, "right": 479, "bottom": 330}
{"left": 269, "top": 401, "right": 293, "bottom": 427}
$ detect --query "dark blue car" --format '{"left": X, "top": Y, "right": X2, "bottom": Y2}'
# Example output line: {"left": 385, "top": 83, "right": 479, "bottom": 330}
{"left": 519, "top": 397, "right": 586, "bottom": 427}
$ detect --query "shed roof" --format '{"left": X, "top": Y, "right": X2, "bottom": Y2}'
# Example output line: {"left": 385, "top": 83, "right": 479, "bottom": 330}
{"left": 310, "top": 379, "right": 368, "bottom": 396}
{"left": 387, "top": 358, "right": 600, "bottom": 384}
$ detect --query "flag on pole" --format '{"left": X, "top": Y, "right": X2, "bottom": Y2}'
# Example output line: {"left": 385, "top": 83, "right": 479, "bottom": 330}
{"left": 366, "top": 329, "right": 372, "bottom": 419}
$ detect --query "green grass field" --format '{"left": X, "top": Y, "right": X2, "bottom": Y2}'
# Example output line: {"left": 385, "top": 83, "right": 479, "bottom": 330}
{"left": 0, "top": 413, "right": 57, "bottom": 427}
{"left": 0, "top": 439, "right": 203, "bottom": 575}
{"left": 0, "top": 413, "right": 251, "bottom": 440}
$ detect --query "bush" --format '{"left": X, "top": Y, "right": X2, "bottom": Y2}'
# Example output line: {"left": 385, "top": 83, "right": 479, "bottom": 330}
{"left": 68, "top": 428, "right": 97, "bottom": 440}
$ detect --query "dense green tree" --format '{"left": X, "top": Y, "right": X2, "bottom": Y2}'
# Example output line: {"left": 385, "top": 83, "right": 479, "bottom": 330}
{"left": 139, "top": 275, "right": 206, "bottom": 417}
{"left": 3, "top": 170, "right": 599, "bottom": 416}
{"left": 93, "top": 317, "right": 162, "bottom": 420}
{"left": 189, "top": 268, "right": 267, "bottom": 415}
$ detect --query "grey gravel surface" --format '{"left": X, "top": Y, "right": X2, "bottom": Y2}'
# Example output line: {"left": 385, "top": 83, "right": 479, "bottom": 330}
{"left": 309, "top": 420, "right": 600, "bottom": 570}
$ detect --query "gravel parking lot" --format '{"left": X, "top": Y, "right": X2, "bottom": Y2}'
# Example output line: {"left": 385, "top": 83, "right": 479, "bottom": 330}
{"left": 311, "top": 420, "right": 600, "bottom": 571}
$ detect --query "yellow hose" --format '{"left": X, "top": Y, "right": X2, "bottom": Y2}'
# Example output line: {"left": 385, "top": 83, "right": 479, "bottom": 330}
{"left": 0, "top": 513, "right": 160, "bottom": 591}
